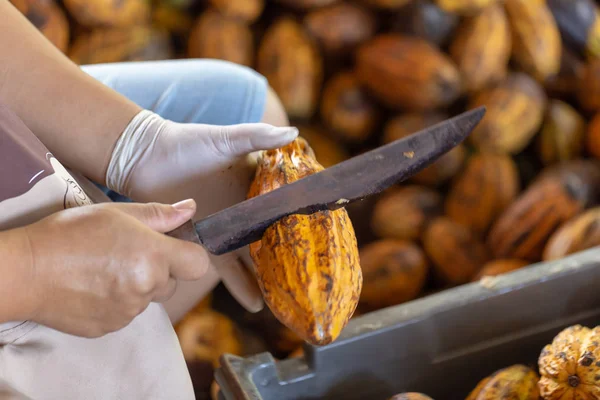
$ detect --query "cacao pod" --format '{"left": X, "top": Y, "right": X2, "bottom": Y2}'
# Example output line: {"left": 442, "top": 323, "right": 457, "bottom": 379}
{"left": 151, "top": 3, "right": 194, "bottom": 36}
{"left": 537, "top": 99, "right": 586, "bottom": 165}
{"left": 271, "top": 0, "right": 339, "bottom": 9}
{"left": 320, "top": 71, "right": 380, "bottom": 143}
{"left": 356, "top": 34, "right": 462, "bottom": 111}
{"left": 547, "top": 0, "right": 600, "bottom": 60}
{"left": 487, "top": 161, "right": 600, "bottom": 261}
{"left": 296, "top": 125, "right": 349, "bottom": 168}
{"left": 358, "top": 239, "right": 429, "bottom": 310}
{"left": 449, "top": 4, "right": 511, "bottom": 93}
{"left": 545, "top": 48, "right": 585, "bottom": 101}
{"left": 472, "top": 259, "right": 530, "bottom": 281}
{"left": 468, "top": 72, "right": 547, "bottom": 155}
{"left": 371, "top": 185, "right": 443, "bottom": 242}
{"left": 435, "top": 0, "right": 499, "bottom": 16}
{"left": 68, "top": 27, "right": 173, "bottom": 65}
{"left": 247, "top": 138, "right": 362, "bottom": 345}
{"left": 304, "top": 2, "right": 376, "bottom": 56}
{"left": 577, "top": 59, "right": 600, "bottom": 113}
{"left": 423, "top": 217, "right": 490, "bottom": 285}
{"left": 539, "top": 325, "right": 600, "bottom": 399}
{"left": 467, "top": 365, "right": 540, "bottom": 399}
{"left": 587, "top": 111, "right": 600, "bottom": 158}
{"left": 543, "top": 207, "right": 600, "bottom": 261}
{"left": 187, "top": 9, "right": 254, "bottom": 67}
{"left": 383, "top": 113, "right": 466, "bottom": 186}
{"left": 392, "top": 1, "right": 459, "bottom": 47}
{"left": 389, "top": 394, "right": 434, "bottom": 400}
{"left": 62, "top": 0, "right": 150, "bottom": 28}
{"left": 445, "top": 152, "right": 520, "bottom": 235}
{"left": 10, "top": 0, "right": 69, "bottom": 53}
{"left": 504, "top": 0, "right": 562, "bottom": 82}
{"left": 257, "top": 17, "right": 323, "bottom": 120}
{"left": 357, "top": 0, "right": 412, "bottom": 9}
{"left": 209, "top": 0, "right": 264, "bottom": 23}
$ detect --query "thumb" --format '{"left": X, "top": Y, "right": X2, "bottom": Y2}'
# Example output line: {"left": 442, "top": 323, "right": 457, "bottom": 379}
{"left": 108, "top": 199, "right": 197, "bottom": 233}
{"left": 213, "top": 123, "right": 299, "bottom": 156}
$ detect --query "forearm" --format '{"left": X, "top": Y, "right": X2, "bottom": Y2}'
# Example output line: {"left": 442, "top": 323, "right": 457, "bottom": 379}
{"left": 0, "top": 1, "right": 141, "bottom": 184}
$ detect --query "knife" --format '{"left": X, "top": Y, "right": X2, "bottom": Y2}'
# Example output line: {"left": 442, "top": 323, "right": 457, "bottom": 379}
{"left": 167, "top": 106, "right": 486, "bottom": 255}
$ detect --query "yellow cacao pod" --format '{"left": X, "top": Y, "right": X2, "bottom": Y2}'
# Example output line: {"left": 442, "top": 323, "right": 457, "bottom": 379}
{"left": 62, "top": 0, "right": 150, "bottom": 28}
{"left": 435, "top": 0, "right": 499, "bottom": 15}
{"left": 247, "top": 138, "right": 362, "bottom": 345}
{"left": 543, "top": 207, "right": 600, "bottom": 261}
{"left": 467, "top": 365, "right": 540, "bottom": 399}
{"left": 537, "top": 99, "right": 586, "bottom": 166}
{"left": 296, "top": 125, "right": 349, "bottom": 168}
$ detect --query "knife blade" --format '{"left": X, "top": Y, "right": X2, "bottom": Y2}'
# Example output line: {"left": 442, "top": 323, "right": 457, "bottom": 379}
{"left": 167, "top": 106, "right": 486, "bottom": 255}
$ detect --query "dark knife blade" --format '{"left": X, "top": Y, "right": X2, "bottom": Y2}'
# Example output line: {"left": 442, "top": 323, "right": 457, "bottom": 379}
{"left": 168, "top": 106, "right": 486, "bottom": 255}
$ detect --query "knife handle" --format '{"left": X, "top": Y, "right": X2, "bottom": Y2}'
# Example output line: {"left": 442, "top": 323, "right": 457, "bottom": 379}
{"left": 166, "top": 219, "right": 202, "bottom": 245}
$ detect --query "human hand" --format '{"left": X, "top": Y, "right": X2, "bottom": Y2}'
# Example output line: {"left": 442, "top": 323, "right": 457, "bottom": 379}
{"left": 105, "top": 110, "right": 298, "bottom": 313}
{"left": 22, "top": 200, "right": 210, "bottom": 338}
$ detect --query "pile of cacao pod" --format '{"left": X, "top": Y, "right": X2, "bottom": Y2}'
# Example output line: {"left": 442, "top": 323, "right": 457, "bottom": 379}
{"left": 14, "top": 0, "right": 600, "bottom": 398}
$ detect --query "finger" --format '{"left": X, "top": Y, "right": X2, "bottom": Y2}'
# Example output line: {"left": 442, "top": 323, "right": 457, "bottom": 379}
{"left": 153, "top": 277, "right": 178, "bottom": 303}
{"left": 212, "top": 123, "right": 298, "bottom": 156}
{"left": 160, "top": 234, "right": 211, "bottom": 281}
{"left": 106, "top": 200, "right": 197, "bottom": 233}
{"left": 213, "top": 251, "right": 264, "bottom": 313}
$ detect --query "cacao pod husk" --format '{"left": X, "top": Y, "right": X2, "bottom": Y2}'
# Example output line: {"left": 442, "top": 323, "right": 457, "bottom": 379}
{"left": 209, "top": 0, "right": 264, "bottom": 23}
{"left": 537, "top": 99, "right": 586, "bottom": 165}
{"left": 356, "top": 34, "right": 462, "bottom": 111}
{"left": 371, "top": 185, "right": 443, "bottom": 242}
{"left": 62, "top": 0, "right": 150, "bottom": 28}
{"left": 389, "top": 394, "right": 434, "bottom": 400}
{"left": 435, "top": 0, "right": 499, "bottom": 16}
{"left": 445, "top": 152, "right": 520, "bottom": 235}
{"left": 547, "top": 0, "right": 600, "bottom": 60}
{"left": 586, "top": 111, "right": 600, "bottom": 158}
{"left": 543, "top": 207, "right": 600, "bottom": 261}
{"left": 257, "top": 17, "right": 323, "bottom": 120}
{"left": 538, "top": 325, "right": 600, "bottom": 399}
{"left": 577, "top": 59, "right": 600, "bottom": 113}
{"left": 423, "top": 217, "right": 490, "bottom": 285}
{"left": 472, "top": 259, "right": 530, "bottom": 281}
{"left": 247, "top": 138, "right": 362, "bottom": 345}
{"left": 320, "top": 71, "right": 381, "bottom": 143}
{"left": 487, "top": 160, "right": 600, "bottom": 261}
{"left": 449, "top": 3, "right": 511, "bottom": 93}
{"left": 391, "top": 1, "right": 459, "bottom": 48}
{"left": 468, "top": 72, "right": 547, "bottom": 155}
{"left": 187, "top": 9, "right": 254, "bottom": 67}
{"left": 10, "top": 0, "right": 69, "bottom": 53}
{"left": 467, "top": 365, "right": 540, "bottom": 399}
{"left": 505, "top": 0, "right": 562, "bottom": 82}
{"left": 383, "top": 113, "right": 466, "bottom": 186}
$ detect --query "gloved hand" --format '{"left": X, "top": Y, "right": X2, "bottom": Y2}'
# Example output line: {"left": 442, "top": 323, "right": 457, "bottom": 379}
{"left": 105, "top": 110, "right": 299, "bottom": 313}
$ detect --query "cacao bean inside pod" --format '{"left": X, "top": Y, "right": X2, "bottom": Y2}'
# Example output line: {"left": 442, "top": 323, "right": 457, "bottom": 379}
{"left": 445, "top": 152, "right": 520, "bottom": 235}
{"left": 383, "top": 113, "right": 466, "bottom": 186}
{"left": 320, "top": 71, "right": 381, "bottom": 143}
{"left": 543, "top": 207, "right": 600, "bottom": 261}
{"left": 547, "top": 0, "right": 600, "bottom": 60}
{"left": 537, "top": 99, "right": 587, "bottom": 165}
{"left": 391, "top": 0, "right": 459, "bottom": 48}
{"left": 356, "top": 34, "right": 463, "bottom": 111}
{"left": 487, "top": 160, "right": 600, "bottom": 261}
{"left": 62, "top": 0, "right": 151, "bottom": 28}
{"left": 303, "top": 2, "right": 376, "bottom": 56}
{"left": 68, "top": 26, "right": 174, "bottom": 65}
{"left": 449, "top": 3, "right": 511, "bottom": 93}
{"left": 247, "top": 138, "right": 362, "bottom": 345}
{"left": 423, "top": 217, "right": 490, "bottom": 285}
{"left": 471, "top": 259, "right": 529, "bottom": 281}
{"left": 435, "top": 0, "right": 500, "bottom": 16}
{"left": 10, "top": 0, "right": 69, "bottom": 53}
{"left": 389, "top": 393, "right": 434, "bottom": 400}
{"left": 468, "top": 72, "right": 547, "bottom": 155}
{"left": 504, "top": 0, "right": 562, "bottom": 83}
{"left": 371, "top": 185, "right": 444, "bottom": 242}
{"left": 577, "top": 59, "right": 600, "bottom": 113}
{"left": 208, "top": 0, "right": 264, "bottom": 23}
{"left": 358, "top": 239, "right": 429, "bottom": 310}
{"left": 466, "top": 365, "right": 540, "bottom": 400}
{"left": 296, "top": 124, "right": 350, "bottom": 167}
{"left": 187, "top": 9, "right": 254, "bottom": 67}
{"left": 257, "top": 17, "right": 324, "bottom": 120}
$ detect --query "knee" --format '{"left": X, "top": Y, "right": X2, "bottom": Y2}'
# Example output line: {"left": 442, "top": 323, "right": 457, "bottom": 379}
{"left": 261, "top": 86, "right": 289, "bottom": 127}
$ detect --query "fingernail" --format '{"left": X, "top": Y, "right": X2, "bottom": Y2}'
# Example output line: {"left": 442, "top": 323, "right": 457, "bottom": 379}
{"left": 272, "top": 127, "right": 299, "bottom": 138}
{"left": 172, "top": 199, "right": 195, "bottom": 211}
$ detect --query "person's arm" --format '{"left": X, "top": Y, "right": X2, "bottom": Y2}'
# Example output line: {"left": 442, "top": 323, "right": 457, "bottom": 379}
{"left": 0, "top": 1, "right": 141, "bottom": 185}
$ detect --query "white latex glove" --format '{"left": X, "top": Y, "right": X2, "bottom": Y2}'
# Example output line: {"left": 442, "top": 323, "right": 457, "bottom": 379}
{"left": 105, "top": 110, "right": 298, "bottom": 313}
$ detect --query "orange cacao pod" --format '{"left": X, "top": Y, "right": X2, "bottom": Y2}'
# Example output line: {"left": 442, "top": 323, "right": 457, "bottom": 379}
{"left": 472, "top": 259, "right": 530, "bottom": 281}
{"left": 10, "top": 0, "right": 69, "bottom": 53}
{"left": 445, "top": 153, "right": 520, "bottom": 235}
{"left": 209, "top": 0, "right": 264, "bottom": 23}
{"left": 467, "top": 365, "right": 540, "bottom": 399}
{"left": 537, "top": 99, "right": 586, "bottom": 165}
{"left": 356, "top": 34, "right": 462, "bottom": 111}
{"left": 151, "top": 3, "right": 194, "bottom": 36}
{"left": 435, "top": 0, "right": 500, "bottom": 15}
{"left": 62, "top": 0, "right": 150, "bottom": 28}
{"left": 543, "top": 207, "right": 600, "bottom": 261}
{"left": 297, "top": 125, "right": 349, "bottom": 168}
{"left": 358, "top": 239, "right": 429, "bottom": 310}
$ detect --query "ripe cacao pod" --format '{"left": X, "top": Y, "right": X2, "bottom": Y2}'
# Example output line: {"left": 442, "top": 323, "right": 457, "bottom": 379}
{"left": 449, "top": 4, "right": 511, "bottom": 93}
{"left": 304, "top": 2, "right": 376, "bottom": 56}
{"left": 271, "top": 0, "right": 338, "bottom": 9}
{"left": 547, "top": 0, "right": 600, "bottom": 60}
{"left": 445, "top": 153, "right": 520, "bottom": 235}
{"left": 435, "top": 0, "right": 499, "bottom": 16}
{"left": 577, "top": 59, "right": 600, "bottom": 113}
{"left": 504, "top": 0, "right": 562, "bottom": 82}
{"left": 537, "top": 99, "right": 586, "bottom": 165}
{"left": 151, "top": 3, "right": 194, "bottom": 36}
{"left": 472, "top": 259, "right": 530, "bottom": 281}
{"left": 389, "top": 394, "right": 434, "bottom": 400}
{"left": 383, "top": 113, "right": 466, "bottom": 186}
{"left": 487, "top": 161, "right": 600, "bottom": 261}
{"left": 371, "top": 185, "right": 443, "bottom": 242}
{"left": 467, "top": 365, "right": 540, "bottom": 399}
{"left": 296, "top": 125, "right": 349, "bottom": 168}
{"left": 187, "top": 9, "right": 254, "bottom": 67}
{"left": 209, "top": 0, "right": 264, "bottom": 23}
{"left": 423, "top": 217, "right": 490, "bottom": 285}
{"left": 543, "top": 207, "right": 600, "bottom": 261}
{"left": 62, "top": 0, "right": 150, "bottom": 28}
{"left": 358, "top": 239, "right": 428, "bottom": 310}
{"left": 392, "top": 1, "right": 458, "bottom": 47}
{"left": 320, "top": 71, "right": 380, "bottom": 143}
{"left": 468, "top": 72, "right": 547, "bottom": 155}
{"left": 539, "top": 325, "right": 600, "bottom": 399}
{"left": 10, "top": 0, "right": 69, "bottom": 53}
{"left": 68, "top": 27, "right": 173, "bottom": 65}
{"left": 257, "top": 17, "right": 323, "bottom": 120}
{"left": 586, "top": 111, "right": 600, "bottom": 158}
{"left": 356, "top": 34, "right": 462, "bottom": 111}
{"left": 247, "top": 138, "right": 362, "bottom": 345}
